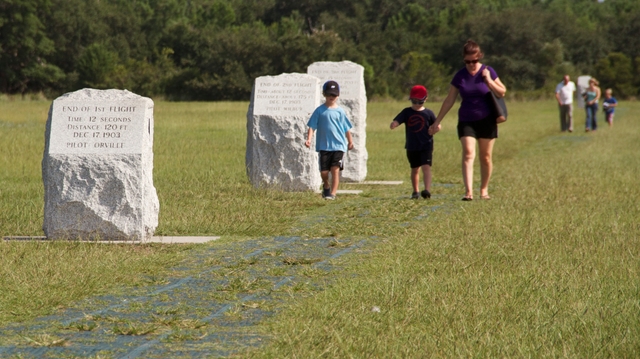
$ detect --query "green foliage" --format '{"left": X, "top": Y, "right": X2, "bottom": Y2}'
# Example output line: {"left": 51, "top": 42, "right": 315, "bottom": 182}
{"left": 76, "top": 43, "right": 119, "bottom": 88}
{"left": 2, "top": 0, "right": 640, "bottom": 99}
{"left": 396, "top": 52, "right": 449, "bottom": 97}
{"left": 192, "top": 0, "right": 236, "bottom": 28}
{"left": 0, "top": 0, "right": 61, "bottom": 94}
{"left": 108, "top": 53, "right": 177, "bottom": 96}
{"left": 594, "top": 52, "right": 635, "bottom": 98}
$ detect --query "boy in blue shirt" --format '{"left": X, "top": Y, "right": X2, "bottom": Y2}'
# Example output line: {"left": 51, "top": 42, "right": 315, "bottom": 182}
{"left": 305, "top": 80, "right": 354, "bottom": 200}
{"left": 390, "top": 85, "right": 436, "bottom": 199}
{"left": 603, "top": 88, "right": 618, "bottom": 128}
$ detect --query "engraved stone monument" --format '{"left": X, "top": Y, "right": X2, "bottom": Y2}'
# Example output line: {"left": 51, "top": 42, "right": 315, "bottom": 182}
{"left": 42, "top": 89, "right": 159, "bottom": 240}
{"left": 308, "top": 61, "right": 368, "bottom": 182}
{"left": 246, "top": 73, "right": 322, "bottom": 191}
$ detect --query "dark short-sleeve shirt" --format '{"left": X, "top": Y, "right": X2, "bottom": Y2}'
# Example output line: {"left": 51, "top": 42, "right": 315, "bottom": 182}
{"left": 393, "top": 107, "right": 435, "bottom": 151}
{"left": 603, "top": 97, "right": 617, "bottom": 114}
{"left": 451, "top": 65, "right": 498, "bottom": 122}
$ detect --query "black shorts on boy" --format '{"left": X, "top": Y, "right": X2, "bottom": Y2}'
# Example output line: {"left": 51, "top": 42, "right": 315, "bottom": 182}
{"left": 406, "top": 145, "right": 433, "bottom": 169}
{"left": 319, "top": 150, "right": 344, "bottom": 171}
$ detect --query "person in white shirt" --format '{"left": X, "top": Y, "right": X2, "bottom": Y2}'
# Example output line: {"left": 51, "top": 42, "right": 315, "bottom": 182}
{"left": 555, "top": 74, "right": 576, "bottom": 132}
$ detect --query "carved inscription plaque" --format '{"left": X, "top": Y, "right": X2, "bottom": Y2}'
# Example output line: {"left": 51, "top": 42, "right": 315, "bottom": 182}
{"left": 252, "top": 76, "right": 318, "bottom": 116}
{"left": 48, "top": 101, "right": 147, "bottom": 154}
{"left": 307, "top": 61, "right": 364, "bottom": 100}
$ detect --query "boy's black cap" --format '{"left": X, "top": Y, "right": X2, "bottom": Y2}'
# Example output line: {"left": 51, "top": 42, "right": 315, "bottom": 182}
{"left": 323, "top": 80, "right": 340, "bottom": 96}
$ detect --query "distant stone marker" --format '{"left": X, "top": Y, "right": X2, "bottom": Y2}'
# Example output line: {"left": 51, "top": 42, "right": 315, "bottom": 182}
{"left": 42, "top": 89, "right": 159, "bottom": 240}
{"left": 246, "top": 73, "right": 322, "bottom": 191}
{"left": 308, "top": 61, "right": 368, "bottom": 182}
{"left": 576, "top": 75, "right": 592, "bottom": 109}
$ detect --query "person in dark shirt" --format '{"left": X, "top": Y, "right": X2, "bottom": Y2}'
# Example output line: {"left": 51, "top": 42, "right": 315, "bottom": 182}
{"left": 390, "top": 85, "right": 436, "bottom": 199}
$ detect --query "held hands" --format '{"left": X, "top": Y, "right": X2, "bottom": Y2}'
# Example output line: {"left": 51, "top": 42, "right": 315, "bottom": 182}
{"left": 428, "top": 123, "right": 441, "bottom": 135}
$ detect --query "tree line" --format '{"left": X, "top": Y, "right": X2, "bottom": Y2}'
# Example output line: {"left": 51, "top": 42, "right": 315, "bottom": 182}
{"left": 2, "top": 0, "right": 639, "bottom": 100}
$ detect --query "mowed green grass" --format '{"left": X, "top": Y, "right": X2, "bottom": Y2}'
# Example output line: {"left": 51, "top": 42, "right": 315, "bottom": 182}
{"left": 248, "top": 101, "right": 640, "bottom": 358}
{"left": 1, "top": 99, "right": 639, "bottom": 357}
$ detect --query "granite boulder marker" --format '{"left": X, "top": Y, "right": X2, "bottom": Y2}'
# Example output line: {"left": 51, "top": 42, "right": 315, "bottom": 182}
{"left": 246, "top": 73, "right": 322, "bottom": 191}
{"left": 42, "top": 89, "right": 159, "bottom": 240}
{"left": 307, "top": 61, "right": 368, "bottom": 182}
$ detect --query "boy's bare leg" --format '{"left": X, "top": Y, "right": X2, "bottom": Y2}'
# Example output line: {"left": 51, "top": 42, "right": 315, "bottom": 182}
{"left": 478, "top": 138, "right": 495, "bottom": 198}
{"left": 411, "top": 167, "right": 420, "bottom": 193}
{"left": 329, "top": 166, "right": 340, "bottom": 195}
{"left": 460, "top": 136, "right": 476, "bottom": 198}
{"left": 421, "top": 165, "right": 432, "bottom": 192}
{"left": 320, "top": 170, "right": 330, "bottom": 191}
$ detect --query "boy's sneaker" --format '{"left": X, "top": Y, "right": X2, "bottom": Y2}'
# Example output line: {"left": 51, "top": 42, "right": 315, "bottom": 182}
{"left": 421, "top": 190, "right": 431, "bottom": 199}
{"left": 324, "top": 194, "right": 336, "bottom": 200}
{"left": 322, "top": 187, "right": 331, "bottom": 198}
{"left": 411, "top": 192, "right": 420, "bottom": 199}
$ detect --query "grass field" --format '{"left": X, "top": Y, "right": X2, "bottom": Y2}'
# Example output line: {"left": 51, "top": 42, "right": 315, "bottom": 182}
{"left": 1, "top": 99, "right": 639, "bottom": 357}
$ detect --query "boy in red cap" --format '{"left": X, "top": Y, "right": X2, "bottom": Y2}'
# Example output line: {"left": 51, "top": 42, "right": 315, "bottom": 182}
{"left": 390, "top": 85, "right": 436, "bottom": 199}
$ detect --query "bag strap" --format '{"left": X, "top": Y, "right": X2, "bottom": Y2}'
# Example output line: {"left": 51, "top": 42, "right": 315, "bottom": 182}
{"left": 481, "top": 64, "right": 500, "bottom": 97}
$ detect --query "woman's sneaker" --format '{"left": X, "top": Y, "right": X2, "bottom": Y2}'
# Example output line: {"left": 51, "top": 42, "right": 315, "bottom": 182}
{"left": 411, "top": 192, "right": 420, "bottom": 199}
{"left": 421, "top": 190, "right": 431, "bottom": 199}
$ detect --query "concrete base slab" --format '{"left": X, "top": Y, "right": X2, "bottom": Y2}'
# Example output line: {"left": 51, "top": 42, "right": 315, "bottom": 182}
{"left": 2, "top": 236, "right": 219, "bottom": 244}
{"left": 358, "top": 181, "right": 403, "bottom": 185}
{"left": 336, "top": 190, "right": 363, "bottom": 195}
{"left": 2, "top": 236, "right": 48, "bottom": 241}
{"left": 146, "top": 236, "right": 219, "bottom": 244}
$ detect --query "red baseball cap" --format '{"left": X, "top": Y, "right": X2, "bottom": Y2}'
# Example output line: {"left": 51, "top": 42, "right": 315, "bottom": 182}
{"left": 409, "top": 85, "right": 428, "bottom": 100}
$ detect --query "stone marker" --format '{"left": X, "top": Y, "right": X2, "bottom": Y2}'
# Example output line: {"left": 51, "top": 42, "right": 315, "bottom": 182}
{"left": 246, "top": 73, "right": 322, "bottom": 191}
{"left": 42, "top": 88, "right": 159, "bottom": 240}
{"left": 308, "top": 61, "right": 368, "bottom": 182}
{"left": 576, "top": 75, "right": 591, "bottom": 109}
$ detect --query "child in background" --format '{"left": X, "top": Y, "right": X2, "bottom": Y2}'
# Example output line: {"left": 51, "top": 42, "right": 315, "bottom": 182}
{"left": 390, "top": 85, "right": 436, "bottom": 199}
{"left": 603, "top": 88, "right": 618, "bottom": 127}
{"left": 305, "top": 80, "right": 354, "bottom": 200}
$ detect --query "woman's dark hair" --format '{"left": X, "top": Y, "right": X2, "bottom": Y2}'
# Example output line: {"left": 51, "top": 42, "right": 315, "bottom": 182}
{"left": 463, "top": 39, "right": 484, "bottom": 58}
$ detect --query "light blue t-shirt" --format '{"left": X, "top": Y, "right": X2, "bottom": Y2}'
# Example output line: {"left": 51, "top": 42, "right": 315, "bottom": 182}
{"left": 307, "top": 104, "right": 353, "bottom": 152}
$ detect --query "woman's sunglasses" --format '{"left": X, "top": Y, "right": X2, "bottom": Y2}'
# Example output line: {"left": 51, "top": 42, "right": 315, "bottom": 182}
{"left": 464, "top": 59, "right": 479, "bottom": 64}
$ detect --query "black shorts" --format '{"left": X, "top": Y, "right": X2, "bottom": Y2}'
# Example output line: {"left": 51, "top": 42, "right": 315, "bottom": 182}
{"left": 319, "top": 151, "right": 344, "bottom": 172}
{"left": 406, "top": 149, "right": 432, "bottom": 168}
{"left": 457, "top": 116, "right": 498, "bottom": 139}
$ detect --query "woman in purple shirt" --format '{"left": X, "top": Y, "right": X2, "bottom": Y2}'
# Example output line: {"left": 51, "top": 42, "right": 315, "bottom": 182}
{"left": 429, "top": 40, "right": 507, "bottom": 201}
